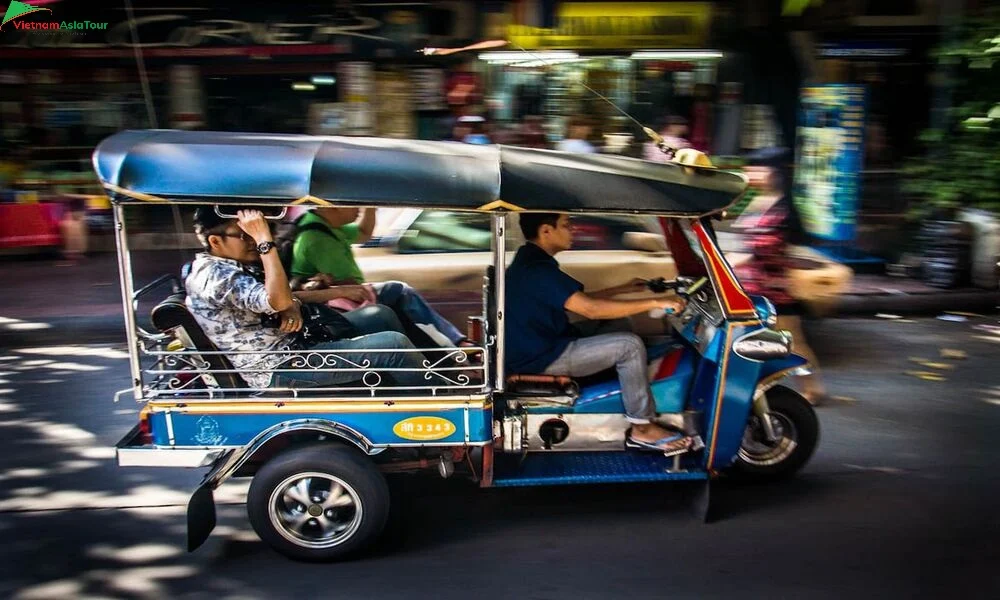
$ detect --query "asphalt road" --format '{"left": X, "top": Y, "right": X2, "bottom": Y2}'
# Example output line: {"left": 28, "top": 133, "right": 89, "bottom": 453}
{"left": 0, "top": 316, "right": 998, "bottom": 599}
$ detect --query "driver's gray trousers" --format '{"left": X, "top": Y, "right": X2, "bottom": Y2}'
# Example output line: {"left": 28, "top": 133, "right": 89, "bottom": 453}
{"left": 542, "top": 320, "right": 655, "bottom": 424}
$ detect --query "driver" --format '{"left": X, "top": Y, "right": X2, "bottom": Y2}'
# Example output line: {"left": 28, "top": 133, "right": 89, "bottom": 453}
{"left": 505, "top": 213, "right": 692, "bottom": 455}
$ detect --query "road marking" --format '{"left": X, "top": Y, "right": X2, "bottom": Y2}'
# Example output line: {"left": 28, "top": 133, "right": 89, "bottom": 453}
{"left": 844, "top": 464, "right": 905, "bottom": 475}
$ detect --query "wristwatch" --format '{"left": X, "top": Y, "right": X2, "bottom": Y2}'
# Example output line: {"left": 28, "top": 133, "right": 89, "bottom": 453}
{"left": 256, "top": 240, "right": 276, "bottom": 255}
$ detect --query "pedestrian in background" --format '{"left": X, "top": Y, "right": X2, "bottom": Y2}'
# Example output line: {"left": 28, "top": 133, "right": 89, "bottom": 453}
{"left": 456, "top": 115, "right": 491, "bottom": 145}
{"left": 556, "top": 116, "right": 597, "bottom": 154}
{"left": 519, "top": 115, "right": 548, "bottom": 149}
{"left": 58, "top": 197, "right": 88, "bottom": 267}
{"left": 732, "top": 147, "right": 829, "bottom": 406}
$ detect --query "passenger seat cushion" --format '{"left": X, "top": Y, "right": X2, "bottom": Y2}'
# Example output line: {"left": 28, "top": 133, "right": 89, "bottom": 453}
{"left": 150, "top": 291, "right": 243, "bottom": 389}
{"left": 506, "top": 374, "right": 579, "bottom": 397}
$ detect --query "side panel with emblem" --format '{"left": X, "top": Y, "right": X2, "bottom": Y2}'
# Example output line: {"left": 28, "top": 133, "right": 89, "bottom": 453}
{"left": 147, "top": 404, "right": 490, "bottom": 447}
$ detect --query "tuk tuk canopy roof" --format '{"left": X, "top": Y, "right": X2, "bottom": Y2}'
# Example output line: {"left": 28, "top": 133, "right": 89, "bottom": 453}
{"left": 93, "top": 130, "right": 747, "bottom": 216}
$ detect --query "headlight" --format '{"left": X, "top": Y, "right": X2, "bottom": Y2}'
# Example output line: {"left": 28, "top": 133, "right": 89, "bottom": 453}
{"left": 732, "top": 328, "right": 792, "bottom": 361}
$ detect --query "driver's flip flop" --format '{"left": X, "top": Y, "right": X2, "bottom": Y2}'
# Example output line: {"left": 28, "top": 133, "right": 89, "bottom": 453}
{"left": 625, "top": 432, "right": 693, "bottom": 457}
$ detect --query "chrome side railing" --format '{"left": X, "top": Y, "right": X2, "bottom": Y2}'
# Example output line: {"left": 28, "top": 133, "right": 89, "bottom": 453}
{"left": 139, "top": 343, "right": 488, "bottom": 399}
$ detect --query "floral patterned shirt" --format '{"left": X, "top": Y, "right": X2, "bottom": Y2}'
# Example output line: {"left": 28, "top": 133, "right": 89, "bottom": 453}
{"left": 184, "top": 253, "right": 294, "bottom": 388}
{"left": 732, "top": 194, "right": 796, "bottom": 307}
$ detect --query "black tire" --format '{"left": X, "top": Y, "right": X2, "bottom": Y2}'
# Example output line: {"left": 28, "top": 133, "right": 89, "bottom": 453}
{"left": 732, "top": 386, "right": 819, "bottom": 480}
{"left": 247, "top": 443, "right": 389, "bottom": 562}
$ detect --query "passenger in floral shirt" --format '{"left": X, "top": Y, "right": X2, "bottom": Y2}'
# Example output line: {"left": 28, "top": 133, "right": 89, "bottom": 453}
{"left": 185, "top": 207, "right": 428, "bottom": 390}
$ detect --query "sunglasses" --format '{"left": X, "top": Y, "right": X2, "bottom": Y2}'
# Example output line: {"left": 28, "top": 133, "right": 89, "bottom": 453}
{"left": 216, "top": 231, "right": 252, "bottom": 242}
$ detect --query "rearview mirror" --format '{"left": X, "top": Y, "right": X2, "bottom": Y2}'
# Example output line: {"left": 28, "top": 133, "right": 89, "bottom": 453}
{"left": 622, "top": 231, "right": 667, "bottom": 253}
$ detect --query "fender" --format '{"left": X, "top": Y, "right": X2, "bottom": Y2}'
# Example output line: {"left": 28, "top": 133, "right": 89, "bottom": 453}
{"left": 749, "top": 353, "right": 810, "bottom": 444}
{"left": 757, "top": 353, "right": 810, "bottom": 392}
{"left": 186, "top": 418, "right": 376, "bottom": 552}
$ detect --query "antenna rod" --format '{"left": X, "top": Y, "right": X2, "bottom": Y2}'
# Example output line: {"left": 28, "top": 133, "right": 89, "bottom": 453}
{"left": 507, "top": 42, "right": 676, "bottom": 156}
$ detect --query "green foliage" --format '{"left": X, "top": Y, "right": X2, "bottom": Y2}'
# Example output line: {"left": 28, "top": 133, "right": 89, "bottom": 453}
{"left": 904, "top": 9, "right": 1000, "bottom": 218}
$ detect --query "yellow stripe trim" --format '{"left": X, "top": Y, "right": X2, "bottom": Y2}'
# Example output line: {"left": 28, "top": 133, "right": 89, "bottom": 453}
{"left": 147, "top": 399, "right": 489, "bottom": 414}
{"left": 291, "top": 195, "right": 334, "bottom": 206}
{"left": 706, "top": 323, "right": 734, "bottom": 468}
{"left": 102, "top": 183, "right": 170, "bottom": 203}
{"left": 477, "top": 200, "right": 523, "bottom": 212}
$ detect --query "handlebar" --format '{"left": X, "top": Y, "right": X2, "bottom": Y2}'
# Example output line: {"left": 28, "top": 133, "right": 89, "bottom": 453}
{"left": 644, "top": 276, "right": 707, "bottom": 298}
{"left": 644, "top": 276, "right": 709, "bottom": 319}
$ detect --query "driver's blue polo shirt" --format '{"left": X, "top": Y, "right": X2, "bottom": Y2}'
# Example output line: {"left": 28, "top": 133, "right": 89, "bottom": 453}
{"left": 504, "top": 242, "right": 584, "bottom": 374}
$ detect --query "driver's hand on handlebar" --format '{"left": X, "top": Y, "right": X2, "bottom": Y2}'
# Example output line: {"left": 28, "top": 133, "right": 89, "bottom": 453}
{"left": 656, "top": 297, "right": 687, "bottom": 315}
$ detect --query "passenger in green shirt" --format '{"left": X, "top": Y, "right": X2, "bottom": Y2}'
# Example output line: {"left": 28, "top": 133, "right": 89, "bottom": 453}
{"left": 291, "top": 207, "right": 467, "bottom": 348}
{"left": 291, "top": 210, "right": 368, "bottom": 284}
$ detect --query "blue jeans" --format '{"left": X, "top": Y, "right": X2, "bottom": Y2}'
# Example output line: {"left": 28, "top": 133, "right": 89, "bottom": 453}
{"left": 341, "top": 304, "right": 404, "bottom": 335}
{"left": 272, "top": 331, "right": 428, "bottom": 388}
{"left": 543, "top": 322, "right": 654, "bottom": 424}
{"left": 372, "top": 281, "right": 464, "bottom": 347}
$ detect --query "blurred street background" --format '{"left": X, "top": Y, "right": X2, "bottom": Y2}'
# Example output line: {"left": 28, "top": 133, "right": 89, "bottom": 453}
{"left": 1, "top": 0, "right": 999, "bottom": 598}
{"left": 3, "top": 0, "right": 1000, "bottom": 306}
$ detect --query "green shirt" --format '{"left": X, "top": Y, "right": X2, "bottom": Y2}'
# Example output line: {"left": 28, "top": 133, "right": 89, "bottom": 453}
{"left": 290, "top": 212, "right": 365, "bottom": 283}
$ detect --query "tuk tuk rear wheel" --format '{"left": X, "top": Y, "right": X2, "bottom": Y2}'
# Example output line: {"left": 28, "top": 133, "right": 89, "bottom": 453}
{"left": 247, "top": 444, "right": 389, "bottom": 562}
{"left": 733, "top": 386, "right": 819, "bottom": 480}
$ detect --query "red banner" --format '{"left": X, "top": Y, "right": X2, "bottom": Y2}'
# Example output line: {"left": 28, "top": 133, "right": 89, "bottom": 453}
{"left": 0, "top": 203, "right": 62, "bottom": 248}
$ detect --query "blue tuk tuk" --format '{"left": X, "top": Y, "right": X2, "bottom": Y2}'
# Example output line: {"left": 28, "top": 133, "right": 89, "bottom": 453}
{"left": 96, "top": 130, "right": 818, "bottom": 561}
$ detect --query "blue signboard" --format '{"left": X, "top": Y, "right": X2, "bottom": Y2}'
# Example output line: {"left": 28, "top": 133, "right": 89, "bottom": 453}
{"left": 793, "top": 85, "right": 867, "bottom": 242}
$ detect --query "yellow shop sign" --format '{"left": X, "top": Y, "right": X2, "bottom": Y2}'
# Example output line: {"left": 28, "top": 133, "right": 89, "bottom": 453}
{"left": 393, "top": 416, "right": 457, "bottom": 441}
{"left": 508, "top": 2, "right": 712, "bottom": 50}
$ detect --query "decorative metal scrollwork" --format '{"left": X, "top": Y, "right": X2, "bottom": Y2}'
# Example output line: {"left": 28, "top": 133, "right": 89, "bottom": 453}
{"left": 140, "top": 344, "right": 486, "bottom": 398}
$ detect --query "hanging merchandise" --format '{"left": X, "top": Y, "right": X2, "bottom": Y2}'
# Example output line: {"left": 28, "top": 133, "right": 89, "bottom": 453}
{"left": 168, "top": 65, "right": 204, "bottom": 130}
{"left": 376, "top": 70, "right": 415, "bottom": 139}
{"left": 714, "top": 82, "right": 742, "bottom": 156}
{"left": 410, "top": 69, "right": 446, "bottom": 111}
{"left": 741, "top": 104, "right": 781, "bottom": 151}
{"left": 339, "top": 62, "right": 375, "bottom": 135}
{"left": 445, "top": 72, "right": 482, "bottom": 108}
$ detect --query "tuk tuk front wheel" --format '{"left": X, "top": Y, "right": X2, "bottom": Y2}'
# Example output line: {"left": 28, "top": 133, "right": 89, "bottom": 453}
{"left": 247, "top": 444, "right": 389, "bottom": 562}
{"left": 733, "top": 386, "right": 819, "bottom": 480}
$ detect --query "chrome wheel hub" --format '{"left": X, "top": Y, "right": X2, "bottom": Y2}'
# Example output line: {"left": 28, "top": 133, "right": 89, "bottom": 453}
{"left": 739, "top": 412, "right": 799, "bottom": 467}
{"left": 268, "top": 472, "right": 363, "bottom": 549}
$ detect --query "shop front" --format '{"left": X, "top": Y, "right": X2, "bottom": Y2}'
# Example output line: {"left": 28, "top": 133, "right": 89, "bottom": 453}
{"left": 478, "top": 1, "right": 724, "bottom": 155}
{"left": 0, "top": 1, "right": 478, "bottom": 246}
